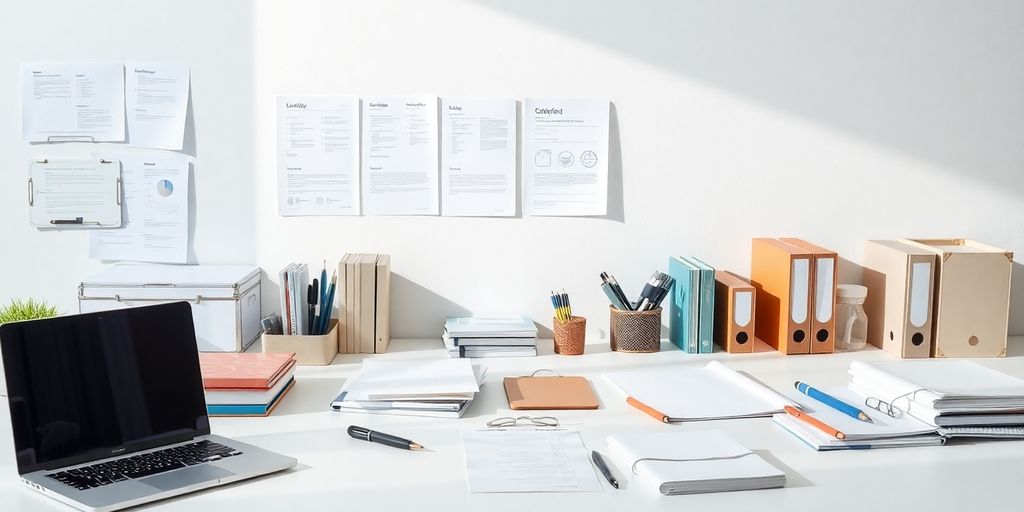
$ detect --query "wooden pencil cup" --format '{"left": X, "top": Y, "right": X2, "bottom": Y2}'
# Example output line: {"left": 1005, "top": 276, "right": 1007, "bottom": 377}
{"left": 553, "top": 316, "right": 586, "bottom": 355}
{"left": 609, "top": 307, "right": 662, "bottom": 353}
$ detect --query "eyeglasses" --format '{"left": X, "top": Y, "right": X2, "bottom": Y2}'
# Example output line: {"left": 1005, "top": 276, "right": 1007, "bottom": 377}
{"left": 864, "top": 396, "right": 903, "bottom": 418}
{"left": 486, "top": 416, "right": 560, "bottom": 428}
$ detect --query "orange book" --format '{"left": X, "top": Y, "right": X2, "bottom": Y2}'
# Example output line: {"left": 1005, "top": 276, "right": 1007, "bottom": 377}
{"left": 199, "top": 352, "right": 296, "bottom": 389}
{"left": 750, "top": 238, "right": 813, "bottom": 354}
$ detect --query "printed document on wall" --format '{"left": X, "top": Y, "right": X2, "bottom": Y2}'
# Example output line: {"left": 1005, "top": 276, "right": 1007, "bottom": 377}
{"left": 440, "top": 98, "right": 516, "bottom": 217}
{"left": 361, "top": 96, "right": 439, "bottom": 215}
{"left": 523, "top": 98, "right": 609, "bottom": 216}
{"left": 21, "top": 62, "right": 125, "bottom": 142}
{"left": 277, "top": 96, "right": 360, "bottom": 215}
{"left": 90, "top": 151, "right": 190, "bottom": 263}
{"left": 126, "top": 62, "right": 190, "bottom": 150}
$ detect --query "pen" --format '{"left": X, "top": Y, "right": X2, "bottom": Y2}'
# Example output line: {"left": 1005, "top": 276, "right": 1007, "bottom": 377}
{"left": 562, "top": 291, "right": 572, "bottom": 319}
{"left": 347, "top": 425, "right": 426, "bottom": 451}
{"left": 318, "top": 271, "right": 337, "bottom": 335}
{"left": 794, "top": 381, "right": 873, "bottom": 423}
{"left": 307, "top": 282, "right": 317, "bottom": 335}
{"left": 591, "top": 450, "right": 619, "bottom": 489}
{"left": 784, "top": 405, "right": 847, "bottom": 440}
{"left": 319, "top": 260, "right": 328, "bottom": 325}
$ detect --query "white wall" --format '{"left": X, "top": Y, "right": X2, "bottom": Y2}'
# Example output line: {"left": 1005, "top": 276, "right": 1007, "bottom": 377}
{"left": 3, "top": 0, "right": 1023, "bottom": 338}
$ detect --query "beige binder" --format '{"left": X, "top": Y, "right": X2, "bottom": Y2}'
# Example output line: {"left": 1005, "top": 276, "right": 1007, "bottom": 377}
{"left": 374, "top": 254, "right": 391, "bottom": 354}
{"left": 358, "top": 254, "right": 378, "bottom": 354}
{"left": 336, "top": 257, "right": 348, "bottom": 354}
{"left": 862, "top": 240, "right": 936, "bottom": 358}
{"left": 345, "top": 254, "right": 358, "bottom": 354}
{"left": 900, "top": 239, "right": 1013, "bottom": 358}
{"left": 713, "top": 270, "right": 755, "bottom": 353}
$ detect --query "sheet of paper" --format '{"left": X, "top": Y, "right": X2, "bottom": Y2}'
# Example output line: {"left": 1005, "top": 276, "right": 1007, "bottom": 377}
{"left": 277, "top": 96, "right": 360, "bottom": 215}
{"left": 462, "top": 428, "right": 603, "bottom": 493}
{"left": 523, "top": 98, "right": 609, "bottom": 216}
{"left": 21, "top": 62, "right": 125, "bottom": 142}
{"left": 90, "top": 151, "right": 190, "bottom": 263}
{"left": 126, "top": 62, "right": 190, "bottom": 150}
{"left": 440, "top": 98, "right": 516, "bottom": 216}
{"left": 361, "top": 96, "right": 439, "bottom": 215}
{"left": 29, "top": 159, "right": 122, "bottom": 228}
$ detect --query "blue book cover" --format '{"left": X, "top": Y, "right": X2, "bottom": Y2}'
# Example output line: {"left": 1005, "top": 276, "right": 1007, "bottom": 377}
{"left": 687, "top": 257, "right": 716, "bottom": 354}
{"left": 668, "top": 257, "right": 700, "bottom": 353}
{"left": 207, "top": 378, "right": 293, "bottom": 416}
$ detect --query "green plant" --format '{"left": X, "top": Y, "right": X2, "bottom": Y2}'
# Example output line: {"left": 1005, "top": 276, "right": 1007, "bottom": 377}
{"left": 0, "top": 299, "right": 60, "bottom": 324}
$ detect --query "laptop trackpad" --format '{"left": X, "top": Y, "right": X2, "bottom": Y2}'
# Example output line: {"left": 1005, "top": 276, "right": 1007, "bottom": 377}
{"left": 140, "top": 465, "right": 235, "bottom": 491}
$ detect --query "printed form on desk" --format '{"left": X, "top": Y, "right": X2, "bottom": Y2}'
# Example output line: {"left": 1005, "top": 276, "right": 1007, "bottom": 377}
{"left": 462, "top": 428, "right": 603, "bottom": 493}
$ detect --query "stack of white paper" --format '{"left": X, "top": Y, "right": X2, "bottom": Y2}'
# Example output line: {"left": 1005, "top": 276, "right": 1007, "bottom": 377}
{"left": 442, "top": 316, "right": 538, "bottom": 358}
{"left": 607, "top": 430, "right": 785, "bottom": 495}
{"left": 605, "top": 361, "right": 797, "bottom": 422}
{"left": 331, "top": 359, "right": 485, "bottom": 418}
{"left": 850, "top": 360, "right": 1024, "bottom": 427}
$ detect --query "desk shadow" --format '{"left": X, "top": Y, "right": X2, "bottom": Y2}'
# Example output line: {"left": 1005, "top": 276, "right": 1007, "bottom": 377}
{"left": 754, "top": 450, "right": 814, "bottom": 489}
{"left": 1010, "top": 261, "right": 1024, "bottom": 337}
{"left": 272, "top": 378, "right": 346, "bottom": 416}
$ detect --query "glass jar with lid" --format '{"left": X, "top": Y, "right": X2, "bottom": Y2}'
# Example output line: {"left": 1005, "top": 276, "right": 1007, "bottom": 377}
{"left": 835, "top": 284, "right": 868, "bottom": 351}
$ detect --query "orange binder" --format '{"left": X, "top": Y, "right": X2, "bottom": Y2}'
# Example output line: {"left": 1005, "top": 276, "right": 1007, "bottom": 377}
{"left": 713, "top": 270, "right": 755, "bottom": 353}
{"left": 780, "top": 238, "right": 837, "bottom": 354}
{"left": 503, "top": 375, "right": 599, "bottom": 410}
{"left": 750, "top": 238, "right": 813, "bottom": 354}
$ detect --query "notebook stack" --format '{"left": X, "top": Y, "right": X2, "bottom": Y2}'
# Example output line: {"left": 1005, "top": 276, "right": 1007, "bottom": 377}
{"left": 668, "top": 256, "right": 716, "bottom": 353}
{"left": 850, "top": 360, "right": 1024, "bottom": 433}
{"left": 442, "top": 316, "right": 538, "bottom": 358}
{"left": 198, "top": 352, "right": 296, "bottom": 417}
{"left": 331, "top": 359, "right": 486, "bottom": 418}
{"left": 338, "top": 253, "right": 391, "bottom": 354}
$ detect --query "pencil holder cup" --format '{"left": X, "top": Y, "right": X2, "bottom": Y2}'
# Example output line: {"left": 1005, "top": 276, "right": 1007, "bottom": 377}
{"left": 262, "top": 319, "right": 338, "bottom": 366}
{"left": 609, "top": 307, "right": 662, "bottom": 353}
{"left": 553, "top": 316, "right": 587, "bottom": 355}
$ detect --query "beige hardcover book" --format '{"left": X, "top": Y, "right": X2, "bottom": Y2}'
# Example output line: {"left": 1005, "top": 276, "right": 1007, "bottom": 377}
{"left": 359, "top": 254, "right": 378, "bottom": 354}
{"left": 347, "top": 254, "right": 358, "bottom": 354}
{"left": 374, "top": 254, "right": 391, "bottom": 354}
{"left": 335, "top": 258, "right": 348, "bottom": 354}
{"left": 900, "top": 239, "right": 1013, "bottom": 358}
{"left": 862, "top": 240, "right": 936, "bottom": 358}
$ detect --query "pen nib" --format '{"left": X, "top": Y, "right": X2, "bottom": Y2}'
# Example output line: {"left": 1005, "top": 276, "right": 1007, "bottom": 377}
{"left": 410, "top": 442, "right": 426, "bottom": 450}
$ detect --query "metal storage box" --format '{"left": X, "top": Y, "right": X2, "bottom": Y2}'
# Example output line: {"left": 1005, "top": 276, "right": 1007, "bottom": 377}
{"left": 79, "top": 264, "right": 262, "bottom": 352}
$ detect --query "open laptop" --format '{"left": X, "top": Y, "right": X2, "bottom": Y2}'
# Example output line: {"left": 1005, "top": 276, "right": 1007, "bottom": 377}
{"left": 0, "top": 302, "right": 297, "bottom": 512}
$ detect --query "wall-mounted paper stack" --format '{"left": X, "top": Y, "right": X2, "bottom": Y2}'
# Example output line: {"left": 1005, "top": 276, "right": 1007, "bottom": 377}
{"left": 442, "top": 316, "right": 538, "bottom": 358}
{"left": 331, "top": 359, "right": 486, "bottom": 418}
{"left": 607, "top": 430, "right": 786, "bottom": 495}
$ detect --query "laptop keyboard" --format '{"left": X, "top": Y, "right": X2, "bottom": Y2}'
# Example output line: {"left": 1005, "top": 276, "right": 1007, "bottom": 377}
{"left": 46, "top": 440, "right": 243, "bottom": 490}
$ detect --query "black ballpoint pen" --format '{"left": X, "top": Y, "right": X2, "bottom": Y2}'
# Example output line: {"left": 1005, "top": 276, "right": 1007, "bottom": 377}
{"left": 307, "top": 281, "right": 318, "bottom": 335}
{"left": 592, "top": 450, "right": 619, "bottom": 489}
{"left": 347, "top": 425, "right": 426, "bottom": 451}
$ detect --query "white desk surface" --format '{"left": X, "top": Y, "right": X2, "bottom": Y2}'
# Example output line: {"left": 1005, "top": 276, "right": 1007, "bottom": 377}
{"left": 3, "top": 337, "right": 1024, "bottom": 512}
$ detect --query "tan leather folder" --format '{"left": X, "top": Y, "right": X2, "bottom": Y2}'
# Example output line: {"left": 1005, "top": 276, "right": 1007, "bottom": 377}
{"left": 713, "top": 270, "right": 755, "bottom": 353}
{"left": 900, "top": 239, "right": 1013, "bottom": 358}
{"left": 780, "top": 238, "right": 837, "bottom": 354}
{"left": 862, "top": 240, "right": 935, "bottom": 358}
{"left": 503, "top": 375, "right": 599, "bottom": 410}
{"left": 751, "top": 238, "right": 813, "bottom": 354}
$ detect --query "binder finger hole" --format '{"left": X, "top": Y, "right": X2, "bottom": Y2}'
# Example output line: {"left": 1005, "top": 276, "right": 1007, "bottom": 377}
{"left": 889, "top": 331, "right": 894, "bottom": 341}
{"left": 815, "top": 329, "right": 829, "bottom": 342}
{"left": 793, "top": 330, "right": 805, "bottom": 343}
{"left": 912, "top": 333, "right": 925, "bottom": 346}
{"left": 968, "top": 335, "right": 979, "bottom": 346}
{"left": 736, "top": 332, "right": 748, "bottom": 345}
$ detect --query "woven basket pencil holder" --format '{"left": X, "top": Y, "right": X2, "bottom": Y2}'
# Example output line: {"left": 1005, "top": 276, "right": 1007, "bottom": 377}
{"left": 553, "top": 316, "right": 586, "bottom": 355}
{"left": 609, "top": 306, "right": 662, "bottom": 353}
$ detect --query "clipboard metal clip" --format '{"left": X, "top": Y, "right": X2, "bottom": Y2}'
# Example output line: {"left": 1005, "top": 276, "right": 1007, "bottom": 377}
{"left": 45, "top": 135, "right": 97, "bottom": 143}
{"left": 28, "top": 178, "right": 33, "bottom": 206}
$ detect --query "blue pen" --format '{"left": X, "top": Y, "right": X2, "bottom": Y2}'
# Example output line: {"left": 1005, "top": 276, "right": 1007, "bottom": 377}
{"left": 318, "top": 271, "right": 337, "bottom": 335}
{"left": 795, "top": 381, "right": 874, "bottom": 423}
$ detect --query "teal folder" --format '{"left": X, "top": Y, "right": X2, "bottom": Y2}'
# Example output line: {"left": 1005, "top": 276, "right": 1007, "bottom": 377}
{"left": 668, "top": 257, "right": 700, "bottom": 353}
{"left": 686, "top": 257, "right": 716, "bottom": 354}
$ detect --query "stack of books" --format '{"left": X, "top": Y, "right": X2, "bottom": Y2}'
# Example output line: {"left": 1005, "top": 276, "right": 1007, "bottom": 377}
{"left": 668, "top": 256, "right": 716, "bottom": 354}
{"left": 442, "top": 315, "right": 538, "bottom": 358}
{"left": 338, "top": 253, "right": 391, "bottom": 354}
{"left": 198, "top": 352, "right": 296, "bottom": 417}
{"left": 331, "top": 359, "right": 485, "bottom": 418}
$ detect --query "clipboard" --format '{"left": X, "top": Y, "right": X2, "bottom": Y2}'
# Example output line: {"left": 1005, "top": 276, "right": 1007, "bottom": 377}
{"left": 503, "top": 372, "right": 599, "bottom": 410}
{"left": 28, "top": 158, "right": 122, "bottom": 229}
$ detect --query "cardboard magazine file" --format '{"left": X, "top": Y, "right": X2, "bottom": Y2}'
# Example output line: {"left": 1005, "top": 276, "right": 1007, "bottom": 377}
{"left": 750, "top": 238, "right": 813, "bottom": 354}
{"left": 900, "top": 239, "right": 1013, "bottom": 358}
{"left": 862, "top": 240, "right": 936, "bottom": 358}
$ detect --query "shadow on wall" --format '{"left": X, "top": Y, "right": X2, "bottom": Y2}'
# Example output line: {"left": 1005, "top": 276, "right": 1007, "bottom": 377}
{"left": 1010, "top": 262, "right": 1024, "bottom": 336}
{"left": 390, "top": 273, "right": 471, "bottom": 338}
{"left": 471, "top": 0, "right": 1024, "bottom": 195}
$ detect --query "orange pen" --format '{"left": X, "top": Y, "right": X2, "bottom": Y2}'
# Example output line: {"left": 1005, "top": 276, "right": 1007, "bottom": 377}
{"left": 627, "top": 397, "right": 670, "bottom": 423}
{"left": 784, "top": 405, "right": 846, "bottom": 439}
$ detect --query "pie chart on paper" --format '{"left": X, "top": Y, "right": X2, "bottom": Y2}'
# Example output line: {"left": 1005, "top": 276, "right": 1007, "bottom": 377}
{"left": 156, "top": 179, "right": 174, "bottom": 197}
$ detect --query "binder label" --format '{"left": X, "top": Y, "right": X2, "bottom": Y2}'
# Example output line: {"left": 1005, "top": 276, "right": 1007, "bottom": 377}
{"left": 909, "top": 261, "right": 931, "bottom": 328}
{"left": 814, "top": 257, "right": 835, "bottom": 322}
{"left": 735, "top": 291, "right": 752, "bottom": 327}
{"left": 791, "top": 259, "right": 809, "bottom": 323}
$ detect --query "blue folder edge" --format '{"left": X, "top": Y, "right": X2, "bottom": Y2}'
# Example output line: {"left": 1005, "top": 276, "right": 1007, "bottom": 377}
{"left": 206, "top": 376, "right": 295, "bottom": 416}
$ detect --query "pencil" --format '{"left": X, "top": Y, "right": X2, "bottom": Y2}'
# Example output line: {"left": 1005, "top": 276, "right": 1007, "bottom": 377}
{"left": 784, "top": 405, "right": 846, "bottom": 440}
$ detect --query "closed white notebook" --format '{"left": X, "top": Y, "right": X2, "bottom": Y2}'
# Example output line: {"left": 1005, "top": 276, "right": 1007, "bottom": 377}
{"left": 344, "top": 359, "right": 481, "bottom": 400}
{"left": 850, "top": 360, "right": 1024, "bottom": 411}
{"left": 607, "top": 430, "right": 785, "bottom": 495}
{"left": 606, "top": 361, "right": 796, "bottom": 421}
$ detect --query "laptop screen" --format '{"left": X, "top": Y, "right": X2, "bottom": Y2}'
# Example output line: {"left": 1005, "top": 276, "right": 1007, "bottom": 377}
{"left": 1, "top": 302, "right": 210, "bottom": 474}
